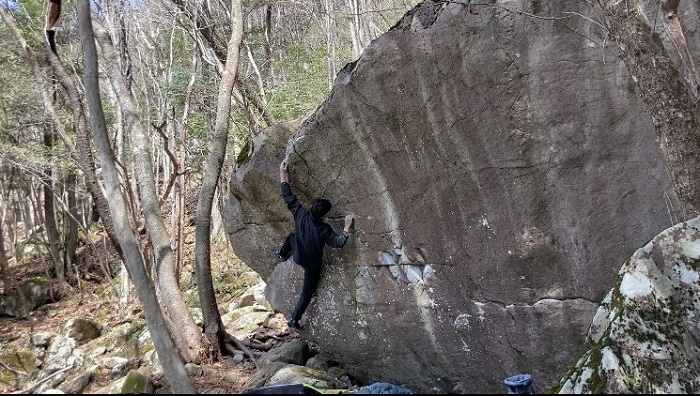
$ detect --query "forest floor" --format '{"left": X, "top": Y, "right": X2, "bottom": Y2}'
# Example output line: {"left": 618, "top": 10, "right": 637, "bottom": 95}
{"left": 0, "top": 228, "right": 298, "bottom": 394}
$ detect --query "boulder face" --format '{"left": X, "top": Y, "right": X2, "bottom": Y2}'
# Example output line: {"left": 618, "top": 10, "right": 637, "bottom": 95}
{"left": 223, "top": 0, "right": 690, "bottom": 393}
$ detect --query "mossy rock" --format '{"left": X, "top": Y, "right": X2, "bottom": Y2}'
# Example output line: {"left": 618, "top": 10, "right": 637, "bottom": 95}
{"left": 120, "top": 369, "right": 154, "bottom": 394}
{"left": 0, "top": 278, "right": 57, "bottom": 318}
{"left": 0, "top": 349, "right": 37, "bottom": 389}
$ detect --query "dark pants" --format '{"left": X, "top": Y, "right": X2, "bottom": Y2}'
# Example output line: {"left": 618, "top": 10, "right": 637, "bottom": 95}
{"left": 280, "top": 233, "right": 323, "bottom": 321}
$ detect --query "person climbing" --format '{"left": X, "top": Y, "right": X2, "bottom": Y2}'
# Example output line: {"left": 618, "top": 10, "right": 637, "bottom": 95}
{"left": 271, "top": 159, "right": 354, "bottom": 330}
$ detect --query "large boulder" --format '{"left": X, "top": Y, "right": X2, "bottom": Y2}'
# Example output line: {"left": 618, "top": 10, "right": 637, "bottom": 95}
{"left": 0, "top": 278, "right": 58, "bottom": 318}
{"left": 556, "top": 217, "right": 700, "bottom": 393}
{"left": 223, "top": 0, "right": 696, "bottom": 392}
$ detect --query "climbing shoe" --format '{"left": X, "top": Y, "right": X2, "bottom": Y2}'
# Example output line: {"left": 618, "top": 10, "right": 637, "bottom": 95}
{"left": 270, "top": 247, "right": 286, "bottom": 262}
{"left": 287, "top": 318, "right": 303, "bottom": 331}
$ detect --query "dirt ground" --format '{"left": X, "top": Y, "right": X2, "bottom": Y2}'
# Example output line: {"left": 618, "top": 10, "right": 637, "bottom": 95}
{"left": 0, "top": 242, "right": 297, "bottom": 394}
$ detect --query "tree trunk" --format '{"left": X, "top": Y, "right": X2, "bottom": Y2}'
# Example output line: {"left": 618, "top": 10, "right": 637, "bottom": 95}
{"left": 0, "top": 213, "right": 14, "bottom": 293}
{"left": 348, "top": 0, "right": 361, "bottom": 58}
{"left": 64, "top": 171, "right": 79, "bottom": 284}
{"left": 323, "top": 0, "right": 337, "bottom": 90}
{"left": 174, "top": 51, "right": 198, "bottom": 277}
{"left": 594, "top": 0, "right": 700, "bottom": 219}
{"left": 43, "top": 43, "right": 125, "bottom": 262}
{"left": 75, "top": 1, "right": 194, "bottom": 392}
{"left": 0, "top": 3, "right": 129, "bottom": 270}
{"left": 43, "top": 123, "right": 65, "bottom": 295}
{"left": 195, "top": 0, "right": 244, "bottom": 358}
{"left": 264, "top": 4, "right": 275, "bottom": 84}
{"left": 659, "top": 0, "right": 700, "bottom": 101}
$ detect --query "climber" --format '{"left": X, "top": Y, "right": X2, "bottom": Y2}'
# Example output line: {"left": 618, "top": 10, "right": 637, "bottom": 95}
{"left": 271, "top": 159, "right": 354, "bottom": 330}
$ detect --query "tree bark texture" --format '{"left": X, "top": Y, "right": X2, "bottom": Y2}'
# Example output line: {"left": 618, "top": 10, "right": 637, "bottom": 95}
{"left": 595, "top": 0, "right": 700, "bottom": 219}
{"left": 75, "top": 1, "right": 195, "bottom": 392}
{"left": 41, "top": 160, "right": 64, "bottom": 293}
{"left": 660, "top": 0, "right": 700, "bottom": 100}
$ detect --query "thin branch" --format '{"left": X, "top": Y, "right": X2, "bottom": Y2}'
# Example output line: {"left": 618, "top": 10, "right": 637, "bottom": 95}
{"left": 152, "top": 122, "right": 181, "bottom": 204}
{"left": 436, "top": 1, "right": 608, "bottom": 30}
{"left": 561, "top": 11, "right": 607, "bottom": 31}
{"left": 11, "top": 364, "right": 74, "bottom": 394}
{"left": 0, "top": 361, "right": 28, "bottom": 377}
{"left": 436, "top": 1, "right": 570, "bottom": 20}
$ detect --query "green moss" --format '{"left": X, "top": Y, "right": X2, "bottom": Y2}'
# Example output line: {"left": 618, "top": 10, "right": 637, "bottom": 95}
{"left": 549, "top": 324, "right": 613, "bottom": 394}
{"left": 121, "top": 369, "right": 154, "bottom": 394}
{"left": 0, "top": 350, "right": 37, "bottom": 387}
{"left": 634, "top": 297, "right": 685, "bottom": 344}
{"left": 109, "top": 322, "right": 153, "bottom": 360}
{"left": 580, "top": 335, "right": 608, "bottom": 394}
{"left": 236, "top": 140, "right": 251, "bottom": 165}
{"left": 609, "top": 273, "right": 625, "bottom": 315}
{"left": 213, "top": 265, "right": 260, "bottom": 304}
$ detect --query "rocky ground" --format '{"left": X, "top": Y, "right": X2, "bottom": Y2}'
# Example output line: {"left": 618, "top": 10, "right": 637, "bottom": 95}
{"left": 0, "top": 234, "right": 305, "bottom": 394}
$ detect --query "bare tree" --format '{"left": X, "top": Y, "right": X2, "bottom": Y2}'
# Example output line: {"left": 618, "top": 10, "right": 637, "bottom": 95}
{"left": 63, "top": 171, "right": 79, "bottom": 281}
{"left": 194, "top": 0, "right": 256, "bottom": 360}
{"left": 169, "top": 0, "right": 276, "bottom": 128}
{"left": 75, "top": 0, "right": 194, "bottom": 391}
{"left": 1, "top": 0, "right": 130, "bottom": 281}
{"left": 659, "top": 0, "right": 700, "bottom": 101}
{"left": 0, "top": 182, "right": 14, "bottom": 292}
{"left": 323, "top": 0, "right": 338, "bottom": 89}
{"left": 42, "top": 125, "right": 65, "bottom": 294}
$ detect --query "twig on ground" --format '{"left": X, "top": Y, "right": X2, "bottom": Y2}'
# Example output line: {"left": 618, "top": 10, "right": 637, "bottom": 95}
{"left": 11, "top": 364, "right": 74, "bottom": 394}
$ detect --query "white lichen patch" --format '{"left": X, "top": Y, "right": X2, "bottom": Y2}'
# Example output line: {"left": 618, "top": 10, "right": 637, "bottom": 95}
{"left": 619, "top": 272, "right": 653, "bottom": 298}
{"left": 570, "top": 367, "right": 594, "bottom": 394}
{"left": 473, "top": 301, "right": 486, "bottom": 322}
{"left": 479, "top": 215, "right": 490, "bottom": 229}
{"left": 588, "top": 297, "right": 611, "bottom": 344}
{"left": 453, "top": 313, "right": 471, "bottom": 330}
{"left": 600, "top": 346, "right": 620, "bottom": 373}
{"left": 681, "top": 239, "right": 700, "bottom": 259}
{"left": 460, "top": 338, "right": 471, "bottom": 352}
{"left": 675, "top": 263, "right": 699, "bottom": 285}
{"left": 661, "top": 376, "right": 684, "bottom": 394}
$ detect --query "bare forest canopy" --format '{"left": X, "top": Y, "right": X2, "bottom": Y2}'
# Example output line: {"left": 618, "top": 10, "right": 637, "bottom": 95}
{"left": 0, "top": 0, "right": 418, "bottom": 393}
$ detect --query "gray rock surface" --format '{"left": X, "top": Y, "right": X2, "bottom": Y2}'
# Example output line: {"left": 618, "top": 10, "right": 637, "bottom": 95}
{"left": 223, "top": 0, "right": 699, "bottom": 393}
{"left": 62, "top": 318, "right": 102, "bottom": 344}
{"left": 257, "top": 338, "right": 311, "bottom": 368}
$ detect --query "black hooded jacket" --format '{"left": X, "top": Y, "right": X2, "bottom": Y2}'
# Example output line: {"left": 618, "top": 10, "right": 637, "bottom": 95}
{"left": 281, "top": 182, "right": 348, "bottom": 270}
